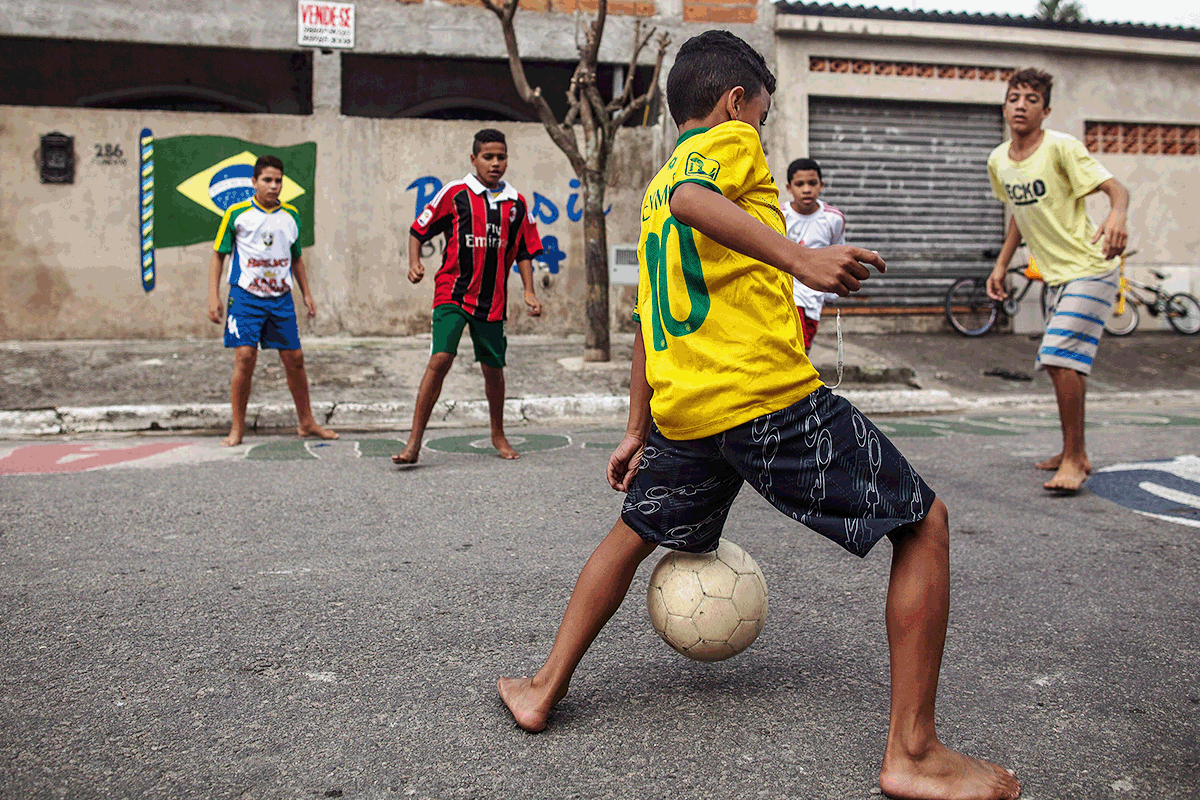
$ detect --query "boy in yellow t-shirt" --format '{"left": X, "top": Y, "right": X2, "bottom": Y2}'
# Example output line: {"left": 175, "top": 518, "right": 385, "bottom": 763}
{"left": 499, "top": 30, "right": 1021, "bottom": 800}
{"left": 985, "top": 68, "right": 1129, "bottom": 494}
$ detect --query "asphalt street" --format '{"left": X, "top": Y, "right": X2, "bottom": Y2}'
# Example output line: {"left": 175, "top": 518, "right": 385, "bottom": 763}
{"left": 1, "top": 404, "right": 1198, "bottom": 799}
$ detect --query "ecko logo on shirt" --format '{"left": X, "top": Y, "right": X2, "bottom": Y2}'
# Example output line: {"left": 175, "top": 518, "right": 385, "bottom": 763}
{"left": 1005, "top": 179, "right": 1047, "bottom": 206}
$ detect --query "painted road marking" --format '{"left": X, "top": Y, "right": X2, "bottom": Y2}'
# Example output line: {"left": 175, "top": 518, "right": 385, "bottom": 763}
{"left": 1088, "top": 455, "right": 1200, "bottom": 528}
{"left": 424, "top": 433, "right": 570, "bottom": 454}
{"left": 0, "top": 442, "right": 190, "bottom": 475}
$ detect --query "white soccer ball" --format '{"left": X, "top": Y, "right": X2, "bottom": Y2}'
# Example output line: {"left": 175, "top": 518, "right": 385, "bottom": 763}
{"left": 646, "top": 539, "right": 768, "bottom": 662}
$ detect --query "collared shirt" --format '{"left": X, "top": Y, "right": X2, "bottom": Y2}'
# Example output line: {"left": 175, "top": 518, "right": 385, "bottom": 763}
{"left": 214, "top": 198, "right": 302, "bottom": 298}
{"left": 782, "top": 199, "right": 845, "bottom": 319}
{"left": 410, "top": 174, "right": 543, "bottom": 321}
{"left": 633, "top": 121, "right": 821, "bottom": 441}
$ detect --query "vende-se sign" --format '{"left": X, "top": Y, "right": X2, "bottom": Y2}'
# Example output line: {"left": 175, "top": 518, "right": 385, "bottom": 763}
{"left": 298, "top": 1, "right": 355, "bottom": 49}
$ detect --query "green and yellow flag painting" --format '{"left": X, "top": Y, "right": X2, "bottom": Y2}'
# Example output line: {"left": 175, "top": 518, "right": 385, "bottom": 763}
{"left": 153, "top": 136, "right": 317, "bottom": 248}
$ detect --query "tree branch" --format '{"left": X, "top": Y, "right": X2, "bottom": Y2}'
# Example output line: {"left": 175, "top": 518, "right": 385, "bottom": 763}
{"left": 610, "top": 31, "right": 669, "bottom": 130}
{"left": 607, "top": 20, "right": 652, "bottom": 113}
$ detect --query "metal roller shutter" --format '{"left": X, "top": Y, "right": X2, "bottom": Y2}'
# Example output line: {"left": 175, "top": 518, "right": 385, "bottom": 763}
{"left": 807, "top": 97, "right": 1006, "bottom": 309}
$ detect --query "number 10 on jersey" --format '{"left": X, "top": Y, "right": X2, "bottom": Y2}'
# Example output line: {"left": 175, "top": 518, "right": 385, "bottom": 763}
{"left": 644, "top": 216, "right": 710, "bottom": 351}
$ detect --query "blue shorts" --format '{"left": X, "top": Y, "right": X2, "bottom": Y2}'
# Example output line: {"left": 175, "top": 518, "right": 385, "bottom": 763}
{"left": 621, "top": 388, "right": 936, "bottom": 558}
{"left": 224, "top": 286, "right": 301, "bottom": 350}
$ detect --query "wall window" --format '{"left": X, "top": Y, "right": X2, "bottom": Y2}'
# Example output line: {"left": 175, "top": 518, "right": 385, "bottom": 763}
{"left": 0, "top": 36, "right": 312, "bottom": 115}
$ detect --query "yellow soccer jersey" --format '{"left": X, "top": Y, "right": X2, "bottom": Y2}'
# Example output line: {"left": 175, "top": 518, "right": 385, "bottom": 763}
{"left": 635, "top": 121, "right": 822, "bottom": 440}
{"left": 987, "top": 130, "right": 1114, "bottom": 286}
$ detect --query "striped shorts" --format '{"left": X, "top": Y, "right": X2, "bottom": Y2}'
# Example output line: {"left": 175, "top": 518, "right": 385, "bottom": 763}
{"left": 1037, "top": 267, "right": 1119, "bottom": 375}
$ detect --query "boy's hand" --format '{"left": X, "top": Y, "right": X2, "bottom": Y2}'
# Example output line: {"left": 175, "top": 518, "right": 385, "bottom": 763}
{"left": 524, "top": 291, "right": 542, "bottom": 317}
{"left": 408, "top": 261, "right": 425, "bottom": 284}
{"left": 304, "top": 294, "right": 317, "bottom": 319}
{"left": 607, "top": 434, "right": 646, "bottom": 492}
{"left": 789, "top": 245, "right": 886, "bottom": 296}
{"left": 207, "top": 297, "right": 223, "bottom": 324}
{"left": 1092, "top": 212, "right": 1128, "bottom": 260}
{"left": 985, "top": 265, "right": 1009, "bottom": 302}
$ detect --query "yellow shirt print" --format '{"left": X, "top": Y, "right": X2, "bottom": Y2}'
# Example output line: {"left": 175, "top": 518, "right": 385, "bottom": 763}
{"left": 635, "top": 121, "right": 823, "bottom": 440}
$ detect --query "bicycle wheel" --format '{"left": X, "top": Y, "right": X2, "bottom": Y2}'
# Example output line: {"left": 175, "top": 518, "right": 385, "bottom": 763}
{"left": 1105, "top": 300, "right": 1139, "bottom": 336}
{"left": 1166, "top": 292, "right": 1200, "bottom": 334}
{"left": 945, "top": 278, "right": 998, "bottom": 336}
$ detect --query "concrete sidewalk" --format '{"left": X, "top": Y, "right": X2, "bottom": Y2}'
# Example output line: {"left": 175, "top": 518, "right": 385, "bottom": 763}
{"left": 1, "top": 330, "right": 1197, "bottom": 436}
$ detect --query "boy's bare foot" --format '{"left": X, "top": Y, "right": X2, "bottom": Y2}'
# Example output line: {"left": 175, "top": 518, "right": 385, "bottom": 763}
{"left": 222, "top": 428, "right": 245, "bottom": 447}
{"left": 1036, "top": 453, "right": 1092, "bottom": 473}
{"left": 497, "top": 676, "right": 565, "bottom": 733}
{"left": 298, "top": 423, "right": 339, "bottom": 440}
{"left": 880, "top": 742, "right": 1020, "bottom": 800}
{"left": 493, "top": 435, "right": 520, "bottom": 460}
{"left": 1044, "top": 460, "right": 1088, "bottom": 493}
{"left": 391, "top": 445, "right": 419, "bottom": 465}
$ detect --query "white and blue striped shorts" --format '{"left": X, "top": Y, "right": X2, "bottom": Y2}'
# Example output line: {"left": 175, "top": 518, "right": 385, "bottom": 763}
{"left": 1038, "top": 267, "right": 1120, "bottom": 375}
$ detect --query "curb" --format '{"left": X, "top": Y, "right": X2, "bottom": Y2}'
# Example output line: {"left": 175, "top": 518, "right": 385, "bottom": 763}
{"left": 1, "top": 388, "right": 1197, "bottom": 437}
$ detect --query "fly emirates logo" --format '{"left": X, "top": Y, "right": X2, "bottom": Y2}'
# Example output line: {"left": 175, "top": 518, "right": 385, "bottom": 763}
{"left": 465, "top": 223, "right": 504, "bottom": 250}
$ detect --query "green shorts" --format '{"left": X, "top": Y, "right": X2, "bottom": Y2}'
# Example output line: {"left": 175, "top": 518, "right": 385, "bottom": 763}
{"left": 430, "top": 303, "right": 506, "bottom": 368}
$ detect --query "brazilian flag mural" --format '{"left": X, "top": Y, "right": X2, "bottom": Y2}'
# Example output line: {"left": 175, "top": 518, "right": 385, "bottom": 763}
{"left": 153, "top": 136, "right": 317, "bottom": 249}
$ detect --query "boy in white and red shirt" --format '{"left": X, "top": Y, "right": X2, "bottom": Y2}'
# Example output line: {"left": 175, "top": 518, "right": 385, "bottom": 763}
{"left": 782, "top": 158, "right": 844, "bottom": 350}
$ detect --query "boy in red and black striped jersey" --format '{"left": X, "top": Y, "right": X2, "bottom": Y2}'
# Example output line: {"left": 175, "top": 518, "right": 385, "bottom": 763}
{"left": 393, "top": 129, "right": 543, "bottom": 465}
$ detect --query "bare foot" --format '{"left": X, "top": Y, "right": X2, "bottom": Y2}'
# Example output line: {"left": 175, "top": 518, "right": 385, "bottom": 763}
{"left": 1044, "top": 460, "right": 1088, "bottom": 493}
{"left": 222, "top": 427, "right": 245, "bottom": 447}
{"left": 880, "top": 741, "right": 1020, "bottom": 800}
{"left": 298, "top": 423, "right": 338, "bottom": 440}
{"left": 497, "top": 676, "right": 565, "bottom": 733}
{"left": 391, "top": 445, "right": 419, "bottom": 465}
{"left": 1036, "top": 453, "right": 1092, "bottom": 473}
{"left": 494, "top": 436, "right": 520, "bottom": 460}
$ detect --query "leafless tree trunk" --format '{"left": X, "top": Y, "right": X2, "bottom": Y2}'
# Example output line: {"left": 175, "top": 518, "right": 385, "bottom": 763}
{"left": 480, "top": 0, "right": 668, "bottom": 361}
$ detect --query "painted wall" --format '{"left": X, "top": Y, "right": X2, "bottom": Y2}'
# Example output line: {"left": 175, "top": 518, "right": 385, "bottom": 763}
{"left": 772, "top": 18, "right": 1200, "bottom": 332}
{"left": 0, "top": 106, "right": 657, "bottom": 340}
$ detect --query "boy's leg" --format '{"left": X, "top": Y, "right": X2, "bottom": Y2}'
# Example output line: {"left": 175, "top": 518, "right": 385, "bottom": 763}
{"left": 498, "top": 519, "right": 658, "bottom": 733}
{"left": 468, "top": 315, "right": 516, "bottom": 459}
{"left": 480, "top": 365, "right": 517, "bottom": 459}
{"left": 278, "top": 349, "right": 338, "bottom": 440}
{"left": 225, "top": 345, "right": 257, "bottom": 447}
{"left": 879, "top": 500, "right": 1021, "bottom": 800}
{"left": 392, "top": 352, "right": 456, "bottom": 464}
{"left": 1042, "top": 365, "right": 1089, "bottom": 492}
{"left": 394, "top": 305, "right": 468, "bottom": 465}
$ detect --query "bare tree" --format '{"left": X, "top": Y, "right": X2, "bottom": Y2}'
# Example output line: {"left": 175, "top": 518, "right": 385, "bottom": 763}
{"left": 1036, "top": 0, "right": 1085, "bottom": 22}
{"left": 480, "top": 0, "right": 669, "bottom": 361}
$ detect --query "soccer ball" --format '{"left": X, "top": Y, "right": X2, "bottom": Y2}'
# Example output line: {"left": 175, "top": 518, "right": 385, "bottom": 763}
{"left": 646, "top": 540, "right": 768, "bottom": 662}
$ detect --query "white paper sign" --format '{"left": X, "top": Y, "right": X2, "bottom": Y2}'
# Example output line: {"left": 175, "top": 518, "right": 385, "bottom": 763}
{"left": 298, "top": 1, "right": 355, "bottom": 49}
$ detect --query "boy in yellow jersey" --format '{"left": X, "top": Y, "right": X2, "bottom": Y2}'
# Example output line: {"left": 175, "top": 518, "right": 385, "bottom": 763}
{"left": 986, "top": 68, "right": 1128, "bottom": 494}
{"left": 499, "top": 31, "right": 1020, "bottom": 800}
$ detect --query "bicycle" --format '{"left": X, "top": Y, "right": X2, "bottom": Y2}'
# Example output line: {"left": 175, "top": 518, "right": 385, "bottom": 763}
{"left": 1105, "top": 252, "right": 1200, "bottom": 336}
{"left": 945, "top": 261, "right": 1049, "bottom": 336}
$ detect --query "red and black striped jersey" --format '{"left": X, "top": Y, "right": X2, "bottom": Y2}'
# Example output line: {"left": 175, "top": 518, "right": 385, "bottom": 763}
{"left": 410, "top": 174, "right": 543, "bottom": 322}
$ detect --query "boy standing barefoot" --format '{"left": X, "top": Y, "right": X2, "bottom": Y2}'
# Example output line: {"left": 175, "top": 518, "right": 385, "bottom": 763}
{"left": 393, "top": 129, "right": 543, "bottom": 465}
{"left": 499, "top": 31, "right": 1020, "bottom": 800}
{"left": 986, "top": 68, "right": 1129, "bottom": 493}
{"left": 207, "top": 155, "right": 337, "bottom": 447}
{"left": 783, "top": 157, "right": 844, "bottom": 350}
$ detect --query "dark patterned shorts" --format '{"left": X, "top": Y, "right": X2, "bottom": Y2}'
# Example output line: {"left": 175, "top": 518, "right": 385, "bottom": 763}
{"left": 621, "top": 388, "right": 936, "bottom": 558}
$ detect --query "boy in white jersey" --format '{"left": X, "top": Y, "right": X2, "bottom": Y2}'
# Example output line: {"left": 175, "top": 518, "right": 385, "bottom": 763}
{"left": 206, "top": 155, "right": 337, "bottom": 447}
{"left": 498, "top": 31, "right": 1020, "bottom": 800}
{"left": 783, "top": 157, "right": 844, "bottom": 350}
{"left": 985, "top": 69, "right": 1129, "bottom": 493}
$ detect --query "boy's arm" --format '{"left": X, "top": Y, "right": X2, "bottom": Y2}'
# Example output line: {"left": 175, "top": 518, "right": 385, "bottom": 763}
{"left": 292, "top": 256, "right": 317, "bottom": 318}
{"left": 408, "top": 233, "right": 425, "bottom": 284}
{"left": 986, "top": 216, "right": 1022, "bottom": 302}
{"left": 207, "top": 251, "right": 226, "bottom": 324}
{"left": 670, "top": 184, "right": 884, "bottom": 294}
{"left": 515, "top": 259, "right": 541, "bottom": 316}
{"left": 1090, "top": 178, "right": 1129, "bottom": 259}
{"left": 608, "top": 325, "right": 653, "bottom": 493}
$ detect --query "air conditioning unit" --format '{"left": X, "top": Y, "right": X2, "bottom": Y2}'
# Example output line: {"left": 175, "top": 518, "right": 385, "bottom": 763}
{"left": 609, "top": 244, "right": 640, "bottom": 286}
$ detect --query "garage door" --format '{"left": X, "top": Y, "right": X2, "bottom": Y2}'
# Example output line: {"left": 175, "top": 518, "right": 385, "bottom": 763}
{"left": 807, "top": 97, "right": 1006, "bottom": 308}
